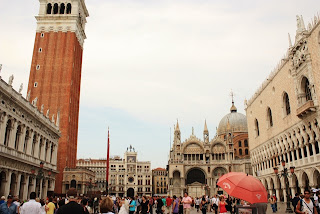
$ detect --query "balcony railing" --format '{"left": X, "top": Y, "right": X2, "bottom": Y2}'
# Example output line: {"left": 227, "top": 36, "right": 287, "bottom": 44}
{"left": 297, "top": 100, "right": 316, "bottom": 118}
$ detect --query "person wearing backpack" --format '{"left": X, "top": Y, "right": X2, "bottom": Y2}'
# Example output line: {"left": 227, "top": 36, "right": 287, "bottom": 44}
{"left": 296, "top": 189, "right": 318, "bottom": 214}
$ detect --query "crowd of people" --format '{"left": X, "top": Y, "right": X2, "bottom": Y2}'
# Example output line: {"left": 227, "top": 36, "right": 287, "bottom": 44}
{"left": 8, "top": 189, "right": 320, "bottom": 214}
{"left": 0, "top": 188, "right": 113, "bottom": 214}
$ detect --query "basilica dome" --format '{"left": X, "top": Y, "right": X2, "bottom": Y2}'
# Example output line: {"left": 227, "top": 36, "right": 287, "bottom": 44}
{"left": 217, "top": 103, "right": 248, "bottom": 136}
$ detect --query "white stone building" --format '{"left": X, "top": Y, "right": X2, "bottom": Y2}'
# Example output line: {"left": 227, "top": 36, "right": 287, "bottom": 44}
{"left": 246, "top": 14, "right": 320, "bottom": 202}
{"left": 77, "top": 146, "right": 152, "bottom": 197}
{"left": 0, "top": 76, "right": 60, "bottom": 200}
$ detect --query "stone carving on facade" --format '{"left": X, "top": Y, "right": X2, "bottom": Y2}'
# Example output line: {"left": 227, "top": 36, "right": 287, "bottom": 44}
{"left": 40, "top": 104, "right": 44, "bottom": 113}
{"left": 26, "top": 91, "right": 31, "bottom": 101}
{"left": 18, "top": 83, "right": 23, "bottom": 94}
{"left": 46, "top": 109, "right": 50, "bottom": 118}
{"left": 52, "top": 114, "right": 55, "bottom": 123}
{"left": 8, "top": 75, "right": 14, "bottom": 86}
{"left": 32, "top": 97, "right": 38, "bottom": 107}
{"left": 291, "top": 40, "right": 308, "bottom": 69}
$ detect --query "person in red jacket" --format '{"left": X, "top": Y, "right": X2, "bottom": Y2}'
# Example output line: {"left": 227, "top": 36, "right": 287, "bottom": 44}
{"left": 166, "top": 196, "right": 173, "bottom": 214}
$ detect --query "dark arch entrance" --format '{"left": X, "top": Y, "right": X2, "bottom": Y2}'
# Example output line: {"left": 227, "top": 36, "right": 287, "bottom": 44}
{"left": 186, "top": 168, "right": 206, "bottom": 185}
{"left": 70, "top": 180, "right": 77, "bottom": 188}
{"left": 127, "top": 188, "right": 134, "bottom": 197}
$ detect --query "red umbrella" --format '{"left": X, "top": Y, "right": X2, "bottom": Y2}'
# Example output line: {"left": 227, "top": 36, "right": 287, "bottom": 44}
{"left": 217, "top": 172, "right": 268, "bottom": 204}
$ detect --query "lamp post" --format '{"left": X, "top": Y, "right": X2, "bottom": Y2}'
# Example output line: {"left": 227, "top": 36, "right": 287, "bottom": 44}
{"left": 274, "top": 159, "right": 295, "bottom": 213}
{"left": 31, "top": 162, "right": 45, "bottom": 197}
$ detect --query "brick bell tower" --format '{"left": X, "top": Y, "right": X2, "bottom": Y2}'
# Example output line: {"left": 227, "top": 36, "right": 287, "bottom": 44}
{"left": 27, "top": 0, "right": 89, "bottom": 194}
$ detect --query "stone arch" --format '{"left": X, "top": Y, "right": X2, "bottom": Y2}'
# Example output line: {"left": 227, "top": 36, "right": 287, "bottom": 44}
{"left": 312, "top": 169, "right": 320, "bottom": 188}
{"left": 283, "top": 91, "right": 291, "bottom": 115}
{"left": 59, "top": 3, "right": 65, "bottom": 14}
{"left": 0, "top": 171, "right": 6, "bottom": 196}
{"left": 301, "top": 171, "right": 310, "bottom": 190}
{"left": 186, "top": 168, "right": 206, "bottom": 185}
{"left": 183, "top": 141, "right": 204, "bottom": 154}
{"left": 53, "top": 3, "right": 59, "bottom": 14}
{"left": 46, "top": 3, "right": 52, "bottom": 14}
{"left": 9, "top": 173, "right": 17, "bottom": 195}
{"left": 14, "top": 124, "right": 22, "bottom": 150}
{"left": 66, "top": 3, "right": 72, "bottom": 14}
{"left": 3, "top": 118, "right": 12, "bottom": 146}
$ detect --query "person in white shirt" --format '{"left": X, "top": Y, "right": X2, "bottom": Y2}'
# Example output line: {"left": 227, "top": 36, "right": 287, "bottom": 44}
{"left": 20, "top": 192, "right": 42, "bottom": 214}
{"left": 211, "top": 195, "right": 219, "bottom": 214}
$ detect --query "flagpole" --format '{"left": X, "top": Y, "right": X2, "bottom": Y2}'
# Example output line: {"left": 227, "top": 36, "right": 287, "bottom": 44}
{"left": 106, "top": 127, "right": 110, "bottom": 195}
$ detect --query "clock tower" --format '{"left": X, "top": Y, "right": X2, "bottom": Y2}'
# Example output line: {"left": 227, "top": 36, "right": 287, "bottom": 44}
{"left": 27, "top": 0, "right": 89, "bottom": 194}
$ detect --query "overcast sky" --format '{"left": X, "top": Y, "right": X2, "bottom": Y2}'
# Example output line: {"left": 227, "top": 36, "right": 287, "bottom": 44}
{"left": 1, "top": 0, "right": 320, "bottom": 168}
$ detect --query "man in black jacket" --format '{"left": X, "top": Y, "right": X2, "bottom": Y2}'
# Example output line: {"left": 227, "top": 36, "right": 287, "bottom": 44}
{"left": 57, "top": 188, "right": 85, "bottom": 214}
{"left": 291, "top": 193, "right": 300, "bottom": 212}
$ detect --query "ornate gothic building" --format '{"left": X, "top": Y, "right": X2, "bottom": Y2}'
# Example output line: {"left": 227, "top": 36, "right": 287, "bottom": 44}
{"left": 168, "top": 102, "right": 252, "bottom": 197}
{"left": 247, "top": 14, "right": 320, "bottom": 202}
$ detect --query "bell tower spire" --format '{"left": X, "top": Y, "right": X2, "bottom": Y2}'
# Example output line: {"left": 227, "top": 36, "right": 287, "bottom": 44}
{"left": 174, "top": 119, "right": 181, "bottom": 144}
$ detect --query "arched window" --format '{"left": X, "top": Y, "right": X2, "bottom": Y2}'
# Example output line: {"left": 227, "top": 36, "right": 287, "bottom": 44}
{"left": 267, "top": 107, "right": 273, "bottom": 127}
{"left": 245, "top": 149, "right": 249, "bottom": 155}
{"left": 70, "top": 180, "right": 77, "bottom": 188}
{"left": 31, "top": 134, "right": 37, "bottom": 156}
{"left": 24, "top": 130, "right": 29, "bottom": 153}
{"left": 60, "top": 3, "right": 65, "bottom": 14}
{"left": 46, "top": 3, "right": 52, "bottom": 14}
{"left": 53, "top": 3, "right": 59, "bottom": 14}
{"left": 238, "top": 141, "right": 242, "bottom": 147}
{"left": 283, "top": 92, "right": 291, "bottom": 115}
{"left": 302, "top": 77, "right": 312, "bottom": 101}
{"left": 244, "top": 139, "right": 248, "bottom": 147}
{"left": 239, "top": 149, "right": 243, "bottom": 155}
{"left": 14, "top": 125, "right": 22, "bottom": 150}
{"left": 4, "top": 119, "right": 12, "bottom": 146}
{"left": 255, "top": 119, "right": 260, "bottom": 137}
{"left": 66, "top": 3, "right": 72, "bottom": 14}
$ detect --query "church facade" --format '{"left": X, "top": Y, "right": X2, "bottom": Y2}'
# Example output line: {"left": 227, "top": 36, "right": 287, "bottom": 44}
{"left": 167, "top": 103, "right": 252, "bottom": 197}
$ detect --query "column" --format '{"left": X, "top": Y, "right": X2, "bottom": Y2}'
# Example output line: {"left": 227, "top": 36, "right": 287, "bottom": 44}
{"left": 39, "top": 179, "right": 43, "bottom": 199}
{"left": 46, "top": 142, "right": 52, "bottom": 163}
{"left": 4, "top": 170, "right": 12, "bottom": 197}
{"left": 290, "top": 187, "right": 296, "bottom": 197}
{"left": 283, "top": 187, "right": 287, "bottom": 202}
{"left": 26, "top": 131, "right": 34, "bottom": 156}
{"left": 0, "top": 114, "right": 8, "bottom": 144}
{"left": 30, "top": 177, "right": 36, "bottom": 194}
{"left": 52, "top": 146, "right": 58, "bottom": 164}
{"left": 14, "top": 173, "right": 22, "bottom": 197}
{"left": 8, "top": 120, "right": 17, "bottom": 149}
{"left": 42, "top": 179, "right": 48, "bottom": 199}
{"left": 33, "top": 135, "right": 40, "bottom": 158}
{"left": 275, "top": 188, "right": 280, "bottom": 202}
{"left": 22, "top": 175, "right": 30, "bottom": 201}
{"left": 40, "top": 140, "right": 46, "bottom": 161}
{"left": 300, "top": 186, "right": 305, "bottom": 195}
{"left": 81, "top": 184, "right": 85, "bottom": 195}
{"left": 268, "top": 189, "right": 273, "bottom": 196}
{"left": 18, "top": 126, "right": 26, "bottom": 152}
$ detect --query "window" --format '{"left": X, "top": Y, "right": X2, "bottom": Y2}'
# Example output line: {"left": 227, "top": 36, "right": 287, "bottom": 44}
{"left": 60, "top": 3, "right": 65, "bottom": 14}
{"left": 39, "top": 48, "right": 42, "bottom": 53}
{"left": 302, "top": 77, "right": 312, "bottom": 101}
{"left": 66, "top": 3, "right": 72, "bottom": 14}
{"left": 53, "top": 3, "right": 59, "bottom": 14}
{"left": 238, "top": 141, "right": 242, "bottom": 147}
{"left": 46, "top": 3, "right": 52, "bottom": 14}
{"left": 245, "top": 149, "right": 248, "bottom": 155}
{"left": 255, "top": 119, "right": 260, "bottom": 137}
{"left": 40, "top": 33, "right": 44, "bottom": 38}
{"left": 239, "top": 149, "right": 242, "bottom": 155}
{"left": 34, "top": 82, "right": 38, "bottom": 87}
{"left": 36, "top": 65, "right": 40, "bottom": 70}
{"left": 283, "top": 92, "right": 291, "bottom": 115}
{"left": 267, "top": 107, "right": 273, "bottom": 127}
{"left": 244, "top": 139, "right": 248, "bottom": 147}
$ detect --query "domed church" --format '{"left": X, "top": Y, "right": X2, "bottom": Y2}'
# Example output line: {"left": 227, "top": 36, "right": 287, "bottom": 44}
{"left": 167, "top": 101, "right": 252, "bottom": 197}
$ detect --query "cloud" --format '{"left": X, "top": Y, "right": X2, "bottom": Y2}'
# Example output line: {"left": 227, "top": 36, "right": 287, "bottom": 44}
{"left": 1, "top": 0, "right": 320, "bottom": 167}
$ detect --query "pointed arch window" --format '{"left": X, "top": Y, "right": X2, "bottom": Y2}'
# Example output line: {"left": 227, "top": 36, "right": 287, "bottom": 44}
{"left": 255, "top": 119, "right": 260, "bottom": 137}
{"left": 66, "top": 3, "right": 72, "bottom": 14}
{"left": 60, "top": 3, "right": 65, "bottom": 14}
{"left": 4, "top": 119, "right": 12, "bottom": 146}
{"left": 239, "top": 149, "right": 243, "bottom": 155}
{"left": 283, "top": 92, "right": 291, "bottom": 115}
{"left": 302, "top": 77, "right": 312, "bottom": 101}
{"left": 267, "top": 107, "right": 273, "bottom": 127}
